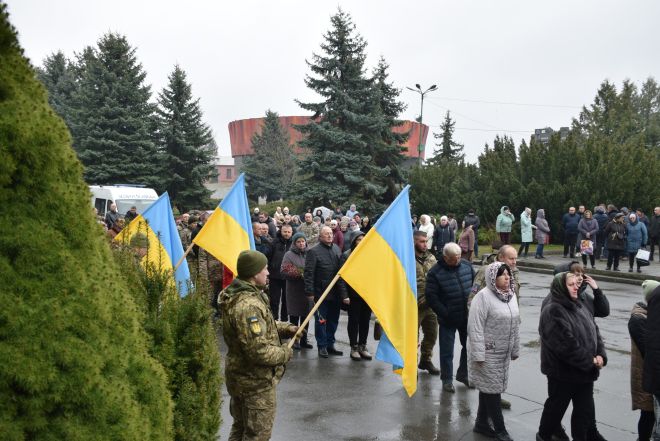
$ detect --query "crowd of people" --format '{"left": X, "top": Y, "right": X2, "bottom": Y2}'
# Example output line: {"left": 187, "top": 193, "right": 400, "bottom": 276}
{"left": 99, "top": 200, "right": 660, "bottom": 441}
{"left": 235, "top": 203, "right": 660, "bottom": 441}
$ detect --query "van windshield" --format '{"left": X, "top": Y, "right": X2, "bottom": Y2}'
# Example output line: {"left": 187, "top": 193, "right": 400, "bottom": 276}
{"left": 116, "top": 199, "right": 157, "bottom": 215}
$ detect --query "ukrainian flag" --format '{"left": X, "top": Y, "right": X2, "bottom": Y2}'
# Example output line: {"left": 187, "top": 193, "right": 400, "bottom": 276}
{"left": 115, "top": 192, "right": 191, "bottom": 296}
{"left": 192, "top": 173, "right": 255, "bottom": 276}
{"left": 338, "top": 186, "right": 418, "bottom": 396}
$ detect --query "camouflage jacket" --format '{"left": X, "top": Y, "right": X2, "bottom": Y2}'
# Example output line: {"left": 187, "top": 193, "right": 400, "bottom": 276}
{"left": 298, "top": 222, "right": 320, "bottom": 247}
{"left": 416, "top": 251, "right": 437, "bottom": 307}
{"left": 177, "top": 222, "right": 192, "bottom": 249}
{"left": 469, "top": 253, "right": 521, "bottom": 308}
{"left": 219, "top": 278, "right": 292, "bottom": 396}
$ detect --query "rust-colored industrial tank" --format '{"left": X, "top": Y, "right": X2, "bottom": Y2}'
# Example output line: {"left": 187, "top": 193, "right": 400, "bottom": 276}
{"left": 228, "top": 116, "right": 429, "bottom": 160}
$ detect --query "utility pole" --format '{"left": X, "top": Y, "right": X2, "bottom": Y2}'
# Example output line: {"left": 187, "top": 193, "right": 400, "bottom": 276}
{"left": 406, "top": 84, "right": 437, "bottom": 165}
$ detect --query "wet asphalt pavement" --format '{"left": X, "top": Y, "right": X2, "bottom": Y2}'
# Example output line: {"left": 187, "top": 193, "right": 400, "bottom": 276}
{"left": 217, "top": 270, "right": 648, "bottom": 440}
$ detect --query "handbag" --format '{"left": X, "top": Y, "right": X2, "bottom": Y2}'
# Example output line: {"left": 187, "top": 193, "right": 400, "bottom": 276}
{"left": 373, "top": 320, "right": 382, "bottom": 340}
{"left": 636, "top": 249, "right": 650, "bottom": 267}
{"left": 580, "top": 240, "right": 593, "bottom": 255}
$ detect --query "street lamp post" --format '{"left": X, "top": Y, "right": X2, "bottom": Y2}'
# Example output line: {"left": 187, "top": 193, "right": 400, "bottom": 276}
{"left": 406, "top": 84, "right": 437, "bottom": 165}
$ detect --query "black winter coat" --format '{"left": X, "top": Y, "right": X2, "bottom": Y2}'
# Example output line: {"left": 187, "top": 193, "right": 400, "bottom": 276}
{"left": 425, "top": 258, "right": 474, "bottom": 328}
{"left": 303, "top": 242, "right": 342, "bottom": 300}
{"left": 643, "top": 286, "right": 660, "bottom": 394}
{"left": 650, "top": 214, "right": 660, "bottom": 239}
{"left": 605, "top": 222, "right": 626, "bottom": 250}
{"left": 539, "top": 274, "right": 607, "bottom": 383}
{"left": 268, "top": 232, "right": 292, "bottom": 280}
{"left": 432, "top": 225, "right": 455, "bottom": 256}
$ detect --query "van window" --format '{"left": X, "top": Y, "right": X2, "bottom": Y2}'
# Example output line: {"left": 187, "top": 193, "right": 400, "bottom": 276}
{"left": 106, "top": 200, "right": 114, "bottom": 213}
{"left": 95, "top": 198, "right": 107, "bottom": 216}
{"left": 116, "top": 199, "right": 156, "bottom": 215}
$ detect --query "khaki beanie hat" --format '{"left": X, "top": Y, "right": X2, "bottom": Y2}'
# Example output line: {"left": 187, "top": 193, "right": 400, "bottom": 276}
{"left": 237, "top": 250, "right": 268, "bottom": 280}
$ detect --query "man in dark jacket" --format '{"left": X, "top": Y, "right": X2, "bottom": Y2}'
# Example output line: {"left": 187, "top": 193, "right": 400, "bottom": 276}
{"left": 562, "top": 207, "right": 580, "bottom": 258}
{"left": 304, "top": 226, "right": 343, "bottom": 358}
{"left": 643, "top": 284, "right": 660, "bottom": 440}
{"left": 463, "top": 209, "right": 481, "bottom": 258}
{"left": 425, "top": 242, "right": 475, "bottom": 392}
{"left": 268, "top": 224, "right": 293, "bottom": 321}
{"left": 258, "top": 212, "right": 277, "bottom": 238}
{"left": 649, "top": 207, "right": 660, "bottom": 262}
{"left": 253, "top": 222, "right": 273, "bottom": 259}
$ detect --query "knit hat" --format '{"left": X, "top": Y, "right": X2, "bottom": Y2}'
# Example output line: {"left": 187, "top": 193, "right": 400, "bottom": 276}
{"left": 237, "top": 250, "right": 268, "bottom": 280}
{"left": 292, "top": 232, "right": 306, "bottom": 244}
{"left": 642, "top": 280, "right": 660, "bottom": 303}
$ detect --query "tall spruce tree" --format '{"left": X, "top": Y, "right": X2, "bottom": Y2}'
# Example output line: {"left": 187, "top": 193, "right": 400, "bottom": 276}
{"left": 295, "top": 9, "right": 404, "bottom": 213}
{"left": 36, "top": 51, "right": 78, "bottom": 133}
{"left": 74, "top": 33, "right": 162, "bottom": 187}
{"left": 0, "top": 6, "right": 173, "bottom": 438}
{"left": 370, "top": 57, "right": 408, "bottom": 201}
{"left": 428, "top": 110, "right": 464, "bottom": 164}
{"left": 156, "top": 65, "right": 215, "bottom": 212}
{"left": 242, "top": 110, "right": 297, "bottom": 201}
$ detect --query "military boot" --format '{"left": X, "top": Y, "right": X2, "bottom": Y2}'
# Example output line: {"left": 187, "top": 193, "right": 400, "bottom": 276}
{"left": 418, "top": 359, "right": 440, "bottom": 375}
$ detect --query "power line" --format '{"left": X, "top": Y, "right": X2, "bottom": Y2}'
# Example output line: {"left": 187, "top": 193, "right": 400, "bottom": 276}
{"left": 424, "top": 95, "right": 582, "bottom": 109}
{"left": 425, "top": 100, "right": 503, "bottom": 130}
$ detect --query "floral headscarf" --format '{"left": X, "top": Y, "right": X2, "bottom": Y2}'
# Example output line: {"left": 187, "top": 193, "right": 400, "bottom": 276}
{"left": 485, "top": 261, "right": 515, "bottom": 303}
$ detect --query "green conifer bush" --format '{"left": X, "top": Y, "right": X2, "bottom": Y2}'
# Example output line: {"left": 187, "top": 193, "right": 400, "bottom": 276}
{"left": 0, "top": 5, "right": 173, "bottom": 439}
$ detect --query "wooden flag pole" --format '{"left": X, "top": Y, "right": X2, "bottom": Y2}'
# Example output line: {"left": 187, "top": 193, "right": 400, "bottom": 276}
{"left": 173, "top": 243, "right": 195, "bottom": 272}
{"left": 287, "top": 273, "right": 341, "bottom": 349}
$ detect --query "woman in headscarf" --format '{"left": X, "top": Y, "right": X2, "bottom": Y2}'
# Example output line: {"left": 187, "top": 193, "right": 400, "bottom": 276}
{"left": 418, "top": 214, "right": 435, "bottom": 250}
{"left": 605, "top": 212, "right": 627, "bottom": 271}
{"left": 535, "top": 209, "right": 550, "bottom": 259}
{"left": 280, "top": 232, "right": 312, "bottom": 350}
{"left": 468, "top": 262, "right": 520, "bottom": 441}
{"left": 578, "top": 210, "right": 599, "bottom": 269}
{"left": 536, "top": 272, "right": 607, "bottom": 441}
{"left": 519, "top": 207, "right": 535, "bottom": 258}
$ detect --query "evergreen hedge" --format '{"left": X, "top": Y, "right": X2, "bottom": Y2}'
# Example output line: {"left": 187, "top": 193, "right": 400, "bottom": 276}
{"left": 0, "top": 5, "right": 173, "bottom": 439}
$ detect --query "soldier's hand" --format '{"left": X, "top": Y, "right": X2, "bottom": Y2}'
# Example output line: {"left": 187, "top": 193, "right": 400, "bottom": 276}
{"left": 282, "top": 344, "right": 293, "bottom": 363}
{"left": 286, "top": 324, "right": 301, "bottom": 338}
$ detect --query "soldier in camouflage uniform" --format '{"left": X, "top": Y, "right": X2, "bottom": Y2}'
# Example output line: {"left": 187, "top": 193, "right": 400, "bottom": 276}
{"left": 414, "top": 231, "right": 441, "bottom": 375}
{"left": 298, "top": 212, "right": 320, "bottom": 247}
{"left": 219, "top": 250, "right": 298, "bottom": 441}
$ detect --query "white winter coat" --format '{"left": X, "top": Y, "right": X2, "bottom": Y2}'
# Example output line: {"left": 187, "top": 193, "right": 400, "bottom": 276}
{"left": 467, "top": 263, "right": 521, "bottom": 394}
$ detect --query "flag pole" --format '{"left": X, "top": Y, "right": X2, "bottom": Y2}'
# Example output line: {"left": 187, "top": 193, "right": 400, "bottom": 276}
{"left": 173, "top": 243, "right": 194, "bottom": 272}
{"left": 287, "top": 273, "right": 341, "bottom": 349}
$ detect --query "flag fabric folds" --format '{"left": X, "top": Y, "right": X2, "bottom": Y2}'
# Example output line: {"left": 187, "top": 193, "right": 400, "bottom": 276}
{"left": 115, "top": 191, "right": 190, "bottom": 296}
{"left": 192, "top": 173, "right": 255, "bottom": 275}
{"left": 337, "top": 186, "right": 418, "bottom": 396}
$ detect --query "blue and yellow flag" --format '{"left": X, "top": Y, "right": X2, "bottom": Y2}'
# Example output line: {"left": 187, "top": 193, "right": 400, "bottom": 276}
{"left": 192, "top": 173, "right": 255, "bottom": 275}
{"left": 338, "top": 186, "right": 418, "bottom": 396}
{"left": 115, "top": 192, "right": 190, "bottom": 296}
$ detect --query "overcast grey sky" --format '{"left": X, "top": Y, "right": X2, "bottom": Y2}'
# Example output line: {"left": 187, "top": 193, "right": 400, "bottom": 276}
{"left": 7, "top": 0, "right": 660, "bottom": 162}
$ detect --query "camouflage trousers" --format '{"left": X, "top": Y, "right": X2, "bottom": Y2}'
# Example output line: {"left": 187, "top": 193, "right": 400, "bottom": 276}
{"left": 228, "top": 387, "right": 276, "bottom": 441}
{"left": 418, "top": 305, "right": 438, "bottom": 362}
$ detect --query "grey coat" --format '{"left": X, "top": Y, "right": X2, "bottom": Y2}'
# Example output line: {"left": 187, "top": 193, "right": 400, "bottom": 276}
{"left": 535, "top": 209, "right": 550, "bottom": 244}
{"left": 467, "top": 264, "right": 521, "bottom": 394}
